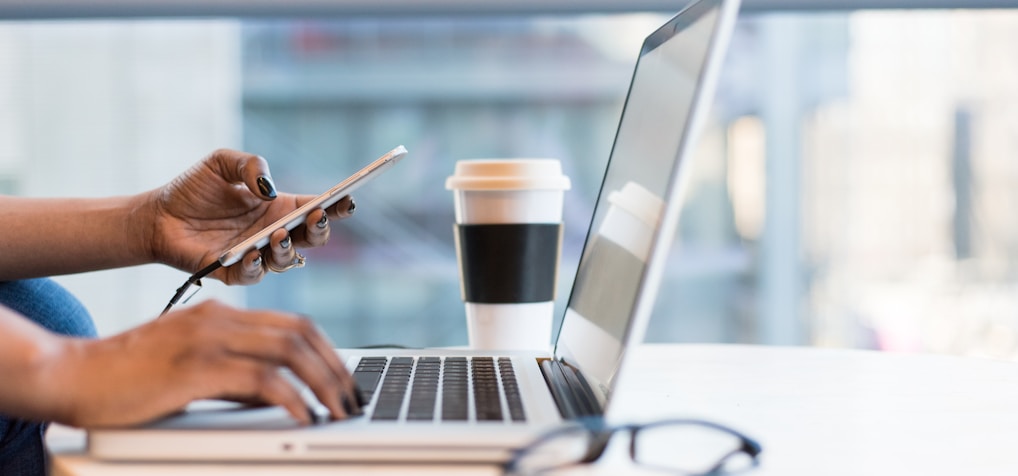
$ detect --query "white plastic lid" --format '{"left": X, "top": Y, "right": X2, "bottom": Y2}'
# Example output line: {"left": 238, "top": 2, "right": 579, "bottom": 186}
{"left": 446, "top": 159, "right": 571, "bottom": 191}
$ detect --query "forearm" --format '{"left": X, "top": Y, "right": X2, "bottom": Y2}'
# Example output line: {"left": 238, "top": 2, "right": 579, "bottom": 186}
{"left": 0, "top": 193, "right": 156, "bottom": 280}
{"left": 0, "top": 306, "right": 75, "bottom": 424}
{"left": 0, "top": 307, "right": 156, "bottom": 427}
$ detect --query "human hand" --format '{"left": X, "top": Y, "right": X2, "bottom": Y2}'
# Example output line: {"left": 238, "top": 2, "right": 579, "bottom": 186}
{"left": 145, "top": 149, "right": 355, "bottom": 284}
{"left": 46, "top": 301, "right": 359, "bottom": 428}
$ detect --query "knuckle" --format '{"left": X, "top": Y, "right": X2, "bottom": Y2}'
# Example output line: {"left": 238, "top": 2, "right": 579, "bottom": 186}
{"left": 293, "top": 315, "right": 317, "bottom": 335}
{"left": 308, "top": 236, "right": 327, "bottom": 249}
{"left": 252, "top": 367, "right": 280, "bottom": 393}
{"left": 244, "top": 263, "right": 261, "bottom": 279}
{"left": 244, "top": 272, "right": 263, "bottom": 285}
{"left": 195, "top": 299, "right": 227, "bottom": 314}
{"left": 189, "top": 300, "right": 214, "bottom": 316}
{"left": 282, "top": 333, "right": 305, "bottom": 355}
{"left": 239, "top": 264, "right": 261, "bottom": 282}
{"left": 309, "top": 225, "right": 328, "bottom": 240}
{"left": 319, "top": 375, "right": 341, "bottom": 395}
{"left": 207, "top": 148, "right": 235, "bottom": 164}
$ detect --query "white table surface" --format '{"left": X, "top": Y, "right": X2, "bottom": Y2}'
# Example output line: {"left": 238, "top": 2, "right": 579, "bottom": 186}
{"left": 49, "top": 343, "right": 1018, "bottom": 475}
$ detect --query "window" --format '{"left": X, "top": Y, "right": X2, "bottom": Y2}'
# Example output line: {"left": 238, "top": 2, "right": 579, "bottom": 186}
{"left": 3, "top": 8, "right": 1017, "bottom": 358}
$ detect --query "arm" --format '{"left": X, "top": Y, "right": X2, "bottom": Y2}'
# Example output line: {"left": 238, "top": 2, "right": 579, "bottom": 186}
{"left": 0, "top": 149, "right": 354, "bottom": 284}
{"left": 0, "top": 304, "right": 72, "bottom": 421}
{"left": 0, "top": 194, "right": 153, "bottom": 280}
{"left": 0, "top": 301, "right": 359, "bottom": 427}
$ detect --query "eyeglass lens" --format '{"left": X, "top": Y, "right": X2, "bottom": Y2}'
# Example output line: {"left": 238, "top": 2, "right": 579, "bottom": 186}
{"left": 508, "top": 421, "right": 757, "bottom": 476}
{"left": 508, "top": 425, "right": 596, "bottom": 475}
{"left": 633, "top": 423, "right": 756, "bottom": 474}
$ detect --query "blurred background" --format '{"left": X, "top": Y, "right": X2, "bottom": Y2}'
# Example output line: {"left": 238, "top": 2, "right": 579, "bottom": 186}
{"left": 1, "top": 1, "right": 1016, "bottom": 359}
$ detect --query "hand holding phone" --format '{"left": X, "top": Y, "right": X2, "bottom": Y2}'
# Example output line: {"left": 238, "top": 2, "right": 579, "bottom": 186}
{"left": 160, "top": 145, "right": 408, "bottom": 316}
{"left": 217, "top": 145, "right": 408, "bottom": 267}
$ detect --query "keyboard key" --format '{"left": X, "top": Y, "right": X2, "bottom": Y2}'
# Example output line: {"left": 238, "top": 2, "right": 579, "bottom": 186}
{"left": 353, "top": 357, "right": 389, "bottom": 402}
{"left": 499, "top": 358, "right": 526, "bottom": 421}
{"left": 364, "top": 355, "right": 527, "bottom": 423}
{"left": 372, "top": 358, "right": 411, "bottom": 421}
{"left": 471, "top": 357, "right": 503, "bottom": 421}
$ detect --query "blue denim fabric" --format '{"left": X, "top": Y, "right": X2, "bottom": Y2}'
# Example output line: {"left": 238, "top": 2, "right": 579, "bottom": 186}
{"left": 0, "top": 278, "right": 96, "bottom": 476}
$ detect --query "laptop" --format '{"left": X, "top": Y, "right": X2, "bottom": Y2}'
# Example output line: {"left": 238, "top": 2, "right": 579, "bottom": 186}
{"left": 88, "top": 0, "right": 740, "bottom": 462}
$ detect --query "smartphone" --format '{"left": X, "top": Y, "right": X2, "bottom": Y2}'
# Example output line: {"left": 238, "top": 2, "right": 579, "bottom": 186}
{"left": 217, "top": 145, "right": 408, "bottom": 267}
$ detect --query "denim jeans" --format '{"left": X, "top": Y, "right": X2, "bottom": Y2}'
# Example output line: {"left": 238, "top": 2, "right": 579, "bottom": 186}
{"left": 0, "top": 279, "right": 96, "bottom": 476}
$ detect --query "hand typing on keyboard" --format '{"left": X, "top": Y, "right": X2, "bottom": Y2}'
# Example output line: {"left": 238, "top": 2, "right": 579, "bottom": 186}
{"left": 282, "top": 369, "right": 364, "bottom": 425}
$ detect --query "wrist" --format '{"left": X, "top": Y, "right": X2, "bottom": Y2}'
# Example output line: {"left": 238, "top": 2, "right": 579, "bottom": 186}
{"left": 41, "top": 336, "right": 128, "bottom": 428}
{"left": 28, "top": 335, "right": 87, "bottom": 426}
{"left": 127, "top": 189, "right": 161, "bottom": 265}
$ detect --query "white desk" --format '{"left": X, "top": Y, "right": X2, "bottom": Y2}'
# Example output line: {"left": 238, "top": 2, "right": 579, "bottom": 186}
{"left": 49, "top": 344, "right": 1018, "bottom": 475}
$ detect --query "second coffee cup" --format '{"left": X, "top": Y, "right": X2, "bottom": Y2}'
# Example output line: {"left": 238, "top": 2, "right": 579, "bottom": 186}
{"left": 445, "top": 159, "right": 571, "bottom": 351}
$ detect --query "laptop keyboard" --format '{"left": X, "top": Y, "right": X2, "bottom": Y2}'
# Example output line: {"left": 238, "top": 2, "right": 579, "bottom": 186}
{"left": 353, "top": 356, "right": 525, "bottom": 423}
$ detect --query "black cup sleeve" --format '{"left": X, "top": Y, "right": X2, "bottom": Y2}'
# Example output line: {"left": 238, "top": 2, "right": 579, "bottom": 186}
{"left": 454, "top": 223, "right": 562, "bottom": 303}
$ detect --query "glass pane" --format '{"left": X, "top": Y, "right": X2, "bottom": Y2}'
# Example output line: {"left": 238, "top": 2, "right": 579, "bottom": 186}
{"left": 0, "top": 19, "right": 245, "bottom": 334}
{"left": 239, "top": 16, "right": 663, "bottom": 347}
{"left": 647, "top": 10, "right": 1018, "bottom": 358}
{"left": 239, "top": 10, "right": 1018, "bottom": 352}
{"left": 2, "top": 9, "right": 1017, "bottom": 358}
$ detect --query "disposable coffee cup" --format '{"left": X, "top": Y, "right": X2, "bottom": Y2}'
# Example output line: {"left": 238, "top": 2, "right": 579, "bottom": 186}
{"left": 446, "top": 159, "right": 571, "bottom": 350}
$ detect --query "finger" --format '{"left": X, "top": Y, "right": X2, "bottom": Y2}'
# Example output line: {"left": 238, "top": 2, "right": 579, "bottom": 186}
{"left": 267, "top": 228, "right": 297, "bottom": 271}
{"left": 325, "top": 195, "right": 356, "bottom": 219}
{"left": 220, "top": 396, "right": 272, "bottom": 408}
{"left": 214, "top": 358, "right": 312, "bottom": 425}
{"left": 302, "top": 208, "right": 330, "bottom": 248}
{"left": 292, "top": 195, "right": 351, "bottom": 249}
{"left": 292, "top": 195, "right": 354, "bottom": 223}
{"left": 220, "top": 319, "right": 347, "bottom": 419}
{"left": 220, "top": 250, "right": 265, "bottom": 286}
{"left": 221, "top": 311, "right": 358, "bottom": 418}
{"left": 295, "top": 318, "right": 362, "bottom": 415}
{"left": 205, "top": 149, "right": 277, "bottom": 201}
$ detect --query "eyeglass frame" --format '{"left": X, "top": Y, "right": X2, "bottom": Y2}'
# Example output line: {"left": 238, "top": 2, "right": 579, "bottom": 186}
{"left": 502, "top": 416, "right": 763, "bottom": 475}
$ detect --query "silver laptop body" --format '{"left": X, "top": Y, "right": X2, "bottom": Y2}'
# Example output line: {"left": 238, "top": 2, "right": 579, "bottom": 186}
{"left": 88, "top": 0, "right": 740, "bottom": 462}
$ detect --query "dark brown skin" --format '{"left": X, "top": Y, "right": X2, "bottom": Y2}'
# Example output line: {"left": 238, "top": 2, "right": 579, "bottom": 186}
{"left": 0, "top": 148, "right": 358, "bottom": 427}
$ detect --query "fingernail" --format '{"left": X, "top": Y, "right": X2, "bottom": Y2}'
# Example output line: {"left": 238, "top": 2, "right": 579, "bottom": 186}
{"left": 256, "top": 176, "right": 277, "bottom": 199}
{"left": 347, "top": 199, "right": 356, "bottom": 214}
{"left": 353, "top": 385, "right": 366, "bottom": 408}
{"left": 342, "top": 393, "right": 363, "bottom": 416}
{"left": 316, "top": 213, "right": 328, "bottom": 229}
{"left": 251, "top": 256, "right": 262, "bottom": 268}
{"left": 280, "top": 236, "right": 291, "bottom": 249}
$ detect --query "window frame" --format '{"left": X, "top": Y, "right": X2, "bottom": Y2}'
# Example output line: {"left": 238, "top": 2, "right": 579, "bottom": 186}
{"left": 0, "top": 0, "right": 1013, "bottom": 20}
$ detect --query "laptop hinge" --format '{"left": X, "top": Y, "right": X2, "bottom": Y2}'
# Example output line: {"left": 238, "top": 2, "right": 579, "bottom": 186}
{"left": 538, "top": 358, "right": 602, "bottom": 420}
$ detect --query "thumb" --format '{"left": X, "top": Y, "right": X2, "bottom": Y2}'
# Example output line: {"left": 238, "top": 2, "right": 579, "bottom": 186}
{"left": 207, "top": 149, "right": 278, "bottom": 201}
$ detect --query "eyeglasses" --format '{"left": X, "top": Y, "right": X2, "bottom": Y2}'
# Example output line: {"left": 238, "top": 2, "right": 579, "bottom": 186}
{"left": 503, "top": 417, "right": 762, "bottom": 476}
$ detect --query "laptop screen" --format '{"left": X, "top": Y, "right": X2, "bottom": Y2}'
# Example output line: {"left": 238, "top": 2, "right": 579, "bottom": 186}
{"left": 554, "top": 0, "right": 734, "bottom": 407}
